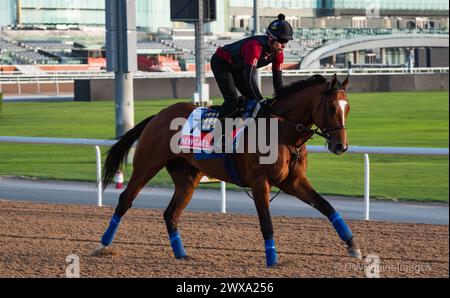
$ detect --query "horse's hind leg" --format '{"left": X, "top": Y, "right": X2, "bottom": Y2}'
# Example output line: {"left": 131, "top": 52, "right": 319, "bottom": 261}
{"left": 279, "top": 176, "right": 362, "bottom": 259}
{"left": 163, "top": 158, "right": 203, "bottom": 259}
{"left": 93, "top": 160, "right": 166, "bottom": 255}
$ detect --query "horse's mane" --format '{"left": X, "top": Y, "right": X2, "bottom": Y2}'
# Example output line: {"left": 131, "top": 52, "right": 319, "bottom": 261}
{"left": 273, "top": 74, "right": 327, "bottom": 100}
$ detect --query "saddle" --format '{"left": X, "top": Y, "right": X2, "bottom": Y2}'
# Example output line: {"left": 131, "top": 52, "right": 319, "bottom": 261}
{"left": 178, "top": 98, "right": 262, "bottom": 188}
{"left": 179, "top": 98, "right": 261, "bottom": 153}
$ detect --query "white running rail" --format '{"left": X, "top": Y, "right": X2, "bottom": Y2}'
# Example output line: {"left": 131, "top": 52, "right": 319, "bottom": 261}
{"left": 0, "top": 136, "right": 448, "bottom": 219}
{"left": 1, "top": 67, "right": 447, "bottom": 96}
{"left": 0, "top": 67, "right": 448, "bottom": 82}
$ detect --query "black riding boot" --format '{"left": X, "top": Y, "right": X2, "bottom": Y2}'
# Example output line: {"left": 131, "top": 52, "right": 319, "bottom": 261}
{"left": 217, "top": 100, "right": 238, "bottom": 135}
{"left": 218, "top": 100, "right": 239, "bottom": 120}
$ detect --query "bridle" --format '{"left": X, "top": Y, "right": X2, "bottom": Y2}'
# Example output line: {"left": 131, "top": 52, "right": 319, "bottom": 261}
{"left": 269, "top": 87, "right": 348, "bottom": 146}
{"left": 317, "top": 88, "right": 348, "bottom": 141}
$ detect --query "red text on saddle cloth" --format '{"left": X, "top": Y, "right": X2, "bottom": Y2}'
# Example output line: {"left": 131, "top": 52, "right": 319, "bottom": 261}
{"left": 179, "top": 108, "right": 239, "bottom": 151}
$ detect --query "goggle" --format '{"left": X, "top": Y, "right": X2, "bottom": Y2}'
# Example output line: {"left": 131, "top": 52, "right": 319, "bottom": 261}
{"left": 276, "top": 38, "right": 289, "bottom": 44}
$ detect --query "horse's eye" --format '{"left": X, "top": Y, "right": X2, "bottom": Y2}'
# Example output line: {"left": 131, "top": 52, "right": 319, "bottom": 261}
{"left": 329, "top": 106, "right": 336, "bottom": 113}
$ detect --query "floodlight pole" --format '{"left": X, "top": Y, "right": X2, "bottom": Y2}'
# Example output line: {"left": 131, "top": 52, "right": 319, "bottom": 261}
{"left": 252, "top": 0, "right": 260, "bottom": 36}
{"left": 106, "top": 0, "right": 137, "bottom": 163}
{"left": 252, "top": 0, "right": 261, "bottom": 90}
{"left": 17, "top": 0, "right": 22, "bottom": 26}
{"left": 194, "top": 0, "right": 209, "bottom": 106}
{"left": 114, "top": 0, "right": 135, "bottom": 140}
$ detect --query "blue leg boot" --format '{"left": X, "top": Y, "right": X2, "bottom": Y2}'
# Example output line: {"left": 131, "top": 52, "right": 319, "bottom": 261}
{"left": 265, "top": 239, "right": 279, "bottom": 267}
{"left": 169, "top": 231, "right": 187, "bottom": 259}
{"left": 328, "top": 212, "right": 362, "bottom": 259}
{"left": 101, "top": 214, "right": 122, "bottom": 246}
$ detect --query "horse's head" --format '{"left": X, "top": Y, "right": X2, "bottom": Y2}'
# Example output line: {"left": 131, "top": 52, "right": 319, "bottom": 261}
{"left": 313, "top": 74, "right": 350, "bottom": 155}
{"left": 269, "top": 74, "right": 350, "bottom": 155}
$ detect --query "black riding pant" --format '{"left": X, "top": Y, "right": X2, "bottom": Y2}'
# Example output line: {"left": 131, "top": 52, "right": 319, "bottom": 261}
{"left": 211, "top": 53, "right": 251, "bottom": 118}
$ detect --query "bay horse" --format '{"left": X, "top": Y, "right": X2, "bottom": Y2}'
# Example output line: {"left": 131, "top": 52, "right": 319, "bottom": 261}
{"left": 93, "top": 74, "right": 362, "bottom": 267}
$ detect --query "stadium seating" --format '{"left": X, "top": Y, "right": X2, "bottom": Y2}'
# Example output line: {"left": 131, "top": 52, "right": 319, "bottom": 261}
{"left": 137, "top": 41, "right": 174, "bottom": 52}
{"left": 0, "top": 39, "right": 25, "bottom": 52}
{"left": 20, "top": 40, "right": 74, "bottom": 51}
{"left": 9, "top": 50, "right": 58, "bottom": 64}
{"left": 1, "top": 28, "right": 447, "bottom": 67}
{"left": 0, "top": 38, "right": 85, "bottom": 64}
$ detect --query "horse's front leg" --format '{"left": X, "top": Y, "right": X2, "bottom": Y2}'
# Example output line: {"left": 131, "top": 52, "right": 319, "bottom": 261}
{"left": 278, "top": 176, "right": 362, "bottom": 259}
{"left": 251, "top": 177, "right": 279, "bottom": 267}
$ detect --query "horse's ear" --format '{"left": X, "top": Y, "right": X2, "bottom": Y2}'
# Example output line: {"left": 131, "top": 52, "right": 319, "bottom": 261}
{"left": 329, "top": 73, "right": 338, "bottom": 89}
{"left": 342, "top": 75, "right": 349, "bottom": 90}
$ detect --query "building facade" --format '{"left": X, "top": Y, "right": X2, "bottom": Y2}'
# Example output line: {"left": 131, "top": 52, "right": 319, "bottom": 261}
{"left": 2, "top": 0, "right": 229, "bottom": 33}
{"left": 2, "top": 1, "right": 447, "bottom": 33}
{"left": 1, "top": 0, "right": 448, "bottom": 68}
{"left": 229, "top": 0, "right": 449, "bottom": 32}
{"left": 0, "top": 0, "right": 15, "bottom": 27}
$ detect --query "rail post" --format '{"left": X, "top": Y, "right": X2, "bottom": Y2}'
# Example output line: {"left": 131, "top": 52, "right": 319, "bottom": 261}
{"left": 95, "top": 145, "right": 102, "bottom": 206}
{"left": 364, "top": 153, "right": 370, "bottom": 220}
{"left": 221, "top": 181, "right": 226, "bottom": 213}
{"left": 17, "top": 77, "right": 21, "bottom": 95}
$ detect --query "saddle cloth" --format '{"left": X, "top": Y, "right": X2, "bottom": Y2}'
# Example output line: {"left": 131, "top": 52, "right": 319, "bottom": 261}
{"left": 179, "top": 99, "right": 260, "bottom": 153}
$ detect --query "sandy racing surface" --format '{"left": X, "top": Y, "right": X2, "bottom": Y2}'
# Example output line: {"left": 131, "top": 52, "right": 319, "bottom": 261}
{"left": 0, "top": 200, "right": 448, "bottom": 278}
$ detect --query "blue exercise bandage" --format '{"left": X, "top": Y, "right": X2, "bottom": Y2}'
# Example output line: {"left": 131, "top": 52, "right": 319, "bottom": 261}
{"left": 169, "top": 231, "right": 187, "bottom": 259}
{"left": 101, "top": 214, "right": 121, "bottom": 246}
{"left": 328, "top": 212, "right": 353, "bottom": 243}
{"left": 265, "top": 239, "right": 278, "bottom": 267}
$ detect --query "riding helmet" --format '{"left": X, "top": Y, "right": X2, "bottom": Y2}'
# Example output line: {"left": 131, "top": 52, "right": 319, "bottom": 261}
{"left": 266, "top": 14, "right": 294, "bottom": 41}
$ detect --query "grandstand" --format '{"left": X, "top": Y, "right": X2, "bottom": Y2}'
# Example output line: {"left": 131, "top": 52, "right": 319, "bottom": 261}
{"left": 150, "top": 27, "right": 448, "bottom": 67}
{"left": 0, "top": 0, "right": 448, "bottom": 71}
{"left": 1, "top": 25, "right": 448, "bottom": 71}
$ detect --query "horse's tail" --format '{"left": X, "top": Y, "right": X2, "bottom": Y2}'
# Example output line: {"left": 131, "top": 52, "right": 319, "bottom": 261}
{"left": 102, "top": 115, "right": 155, "bottom": 190}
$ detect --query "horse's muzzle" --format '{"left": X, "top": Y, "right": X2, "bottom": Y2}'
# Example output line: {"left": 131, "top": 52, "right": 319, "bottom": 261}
{"left": 328, "top": 142, "right": 347, "bottom": 155}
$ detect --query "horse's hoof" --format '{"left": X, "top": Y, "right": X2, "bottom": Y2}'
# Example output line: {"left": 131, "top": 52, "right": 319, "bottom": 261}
{"left": 174, "top": 253, "right": 188, "bottom": 260}
{"left": 347, "top": 247, "right": 362, "bottom": 259}
{"left": 266, "top": 255, "right": 279, "bottom": 267}
{"left": 92, "top": 244, "right": 112, "bottom": 256}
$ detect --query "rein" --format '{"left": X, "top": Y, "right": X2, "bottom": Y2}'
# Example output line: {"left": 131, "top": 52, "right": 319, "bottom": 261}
{"left": 270, "top": 114, "right": 328, "bottom": 140}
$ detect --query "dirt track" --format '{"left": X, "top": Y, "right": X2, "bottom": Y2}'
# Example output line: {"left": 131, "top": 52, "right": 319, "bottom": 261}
{"left": 0, "top": 200, "right": 448, "bottom": 278}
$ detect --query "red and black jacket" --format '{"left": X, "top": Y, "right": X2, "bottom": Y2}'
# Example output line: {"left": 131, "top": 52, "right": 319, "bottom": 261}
{"left": 215, "top": 35, "right": 284, "bottom": 101}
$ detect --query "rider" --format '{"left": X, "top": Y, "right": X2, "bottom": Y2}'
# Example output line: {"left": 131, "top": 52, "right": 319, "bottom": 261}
{"left": 210, "top": 13, "right": 294, "bottom": 120}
